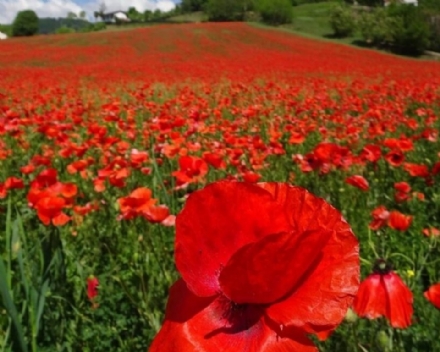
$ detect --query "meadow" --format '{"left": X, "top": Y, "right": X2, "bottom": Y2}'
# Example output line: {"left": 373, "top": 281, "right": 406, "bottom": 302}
{"left": 0, "top": 22, "right": 440, "bottom": 351}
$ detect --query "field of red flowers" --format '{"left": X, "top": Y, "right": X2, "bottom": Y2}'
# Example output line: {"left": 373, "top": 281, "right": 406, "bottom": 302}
{"left": 1, "top": 22, "right": 440, "bottom": 351}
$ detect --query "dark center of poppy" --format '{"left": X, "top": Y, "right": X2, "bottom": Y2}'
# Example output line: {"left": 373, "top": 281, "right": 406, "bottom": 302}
{"left": 373, "top": 258, "right": 392, "bottom": 275}
{"left": 215, "top": 296, "right": 263, "bottom": 334}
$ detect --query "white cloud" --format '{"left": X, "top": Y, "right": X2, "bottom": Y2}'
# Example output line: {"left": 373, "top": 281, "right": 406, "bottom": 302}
{"left": 0, "top": 0, "right": 82, "bottom": 23}
{"left": 0, "top": 0, "right": 177, "bottom": 24}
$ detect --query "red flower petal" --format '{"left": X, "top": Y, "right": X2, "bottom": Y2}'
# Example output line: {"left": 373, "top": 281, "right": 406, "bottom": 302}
{"left": 383, "top": 272, "right": 413, "bottom": 328}
{"left": 259, "top": 183, "right": 359, "bottom": 335}
{"left": 52, "top": 212, "right": 70, "bottom": 226}
{"left": 219, "top": 228, "right": 333, "bottom": 304}
{"left": 149, "top": 279, "right": 317, "bottom": 352}
{"left": 353, "top": 274, "right": 387, "bottom": 320}
{"left": 175, "top": 181, "right": 290, "bottom": 297}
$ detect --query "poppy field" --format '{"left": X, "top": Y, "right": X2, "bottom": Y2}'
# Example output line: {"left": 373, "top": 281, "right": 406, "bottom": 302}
{"left": 1, "top": 23, "right": 440, "bottom": 351}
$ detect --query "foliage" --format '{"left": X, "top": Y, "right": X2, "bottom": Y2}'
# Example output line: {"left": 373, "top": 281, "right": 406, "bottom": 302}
{"left": 79, "top": 22, "right": 106, "bottom": 33}
{"left": 387, "top": 4, "right": 430, "bottom": 55}
{"left": 39, "top": 18, "right": 91, "bottom": 34}
{"left": 127, "top": 7, "right": 144, "bottom": 22}
{"left": 358, "top": 7, "right": 397, "bottom": 46}
{"left": 181, "top": 0, "right": 209, "bottom": 12}
{"left": 12, "top": 10, "right": 39, "bottom": 37}
{"left": 329, "top": 4, "right": 356, "bottom": 38}
{"left": 206, "top": 0, "right": 246, "bottom": 21}
{"left": 356, "top": 0, "right": 384, "bottom": 7}
{"left": 419, "top": 0, "right": 440, "bottom": 12}
{"left": 56, "top": 26, "right": 76, "bottom": 35}
{"left": 256, "top": 0, "right": 293, "bottom": 25}
{"left": 425, "top": 14, "right": 440, "bottom": 51}
{"left": 0, "top": 24, "right": 12, "bottom": 37}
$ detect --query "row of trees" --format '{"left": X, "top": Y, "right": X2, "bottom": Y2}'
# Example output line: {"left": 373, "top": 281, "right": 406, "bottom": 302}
{"left": 180, "top": 0, "right": 294, "bottom": 24}
{"left": 330, "top": 3, "right": 436, "bottom": 55}
{"left": 9, "top": 10, "right": 108, "bottom": 37}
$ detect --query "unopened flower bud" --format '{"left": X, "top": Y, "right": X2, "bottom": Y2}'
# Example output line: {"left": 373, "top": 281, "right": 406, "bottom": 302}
{"left": 344, "top": 307, "right": 358, "bottom": 323}
{"left": 376, "top": 330, "right": 390, "bottom": 351}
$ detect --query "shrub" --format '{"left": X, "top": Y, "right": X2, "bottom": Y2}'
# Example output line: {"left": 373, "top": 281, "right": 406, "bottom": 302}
{"left": 426, "top": 14, "right": 440, "bottom": 51}
{"left": 257, "top": 0, "right": 293, "bottom": 25}
{"left": 358, "top": 8, "right": 396, "bottom": 46}
{"left": 0, "top": 24, "right": 12, "bottom": 37}
{"left": 56, "top": 26, "right": 75, "bottom": 35}
{"left": 387, "top": 4, "right": 430, "bottom": 55}
{"left": 329, "top": 4, "right": 356, "bottom": 38}
{"left": 206, "top": 0, "right": 245, "bottom": 21}
{"left": 12, "top": 10, "right": 39, "bottom": 37}
{"left": 93, "top": 22, "right": 107, "bottom": 31}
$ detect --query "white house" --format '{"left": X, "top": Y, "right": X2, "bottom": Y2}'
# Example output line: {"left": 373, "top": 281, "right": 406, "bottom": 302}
{"left": 0, "top": 31, "right": 7, "bottom": 40}
{"left": 101, "top": 11, "right": 130, "bottom": 23}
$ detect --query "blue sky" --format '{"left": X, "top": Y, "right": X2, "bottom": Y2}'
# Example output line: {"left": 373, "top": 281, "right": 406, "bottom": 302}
{"left": 0, "top": 0, "right": 181, "bottom": 24}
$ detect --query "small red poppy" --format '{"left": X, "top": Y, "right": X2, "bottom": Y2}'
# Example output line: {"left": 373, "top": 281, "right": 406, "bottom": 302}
{"left": 87, "top": 275, "right": 99, "bottom": 301}
{"left": 424, "top": 284, "right": 440, "bottom": 309}
{"left": 345, "top": 175, "right": 369, "bottom": 191}
{"left": 388, "top": 211, "right": 413, "bottom": 231}
{"left": 353, "top": 259, "right": 413, "bottom": 329}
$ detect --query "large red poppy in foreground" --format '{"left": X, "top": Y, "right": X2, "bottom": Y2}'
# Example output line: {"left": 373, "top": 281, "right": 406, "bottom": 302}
{"left": 150, "top": 181, "right": 359, "bottom": 351}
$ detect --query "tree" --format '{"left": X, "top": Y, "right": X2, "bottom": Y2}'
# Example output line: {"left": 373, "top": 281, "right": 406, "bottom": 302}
{"left": 144, "top": 9, "right": 153, "bottom": 22}
{"left": 79, "top": 11, "right": 87, "bottom": 19}
{"left": 181, "top": 0, "right": 209, "bottom": 12}
{"left": 257, "top": 0, "right": 292, "bottom": 25}
{"left": 206, "top": 0, "right": 246, "bottom": 21}
{"left": 127, "top": 6, "right": 142, "bottom": 22}
{"left": 12, "top": 10, "right": 39, "bottom": 37}
{"left": 67, "top": 11, "right": 77, "bottom": 19}
{"left": 329, "top": 4, "right": 356, "bottom": 38}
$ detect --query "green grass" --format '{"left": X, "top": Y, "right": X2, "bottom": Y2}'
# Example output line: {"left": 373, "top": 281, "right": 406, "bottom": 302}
{"left": 290, "top": 1, "right": 338, "bottom": 37}
{"left": 165, "top": 11, "right": 208, "bottom": 23}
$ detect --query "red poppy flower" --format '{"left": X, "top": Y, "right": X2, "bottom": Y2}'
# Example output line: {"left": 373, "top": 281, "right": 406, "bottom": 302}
{"left": 424, "top": 284, "right": 440, "bottom": 309}
{"left": 403, "top": 163, "right": 429, "bottom": 178}
{"left": 394, "top": 182, "right": 411, "bottom": 202}
{"left": 34, "top": 196, "right": 70, "bottom": 226}
{"left": 369, "top": 206, "right": 390, "bottom": 231}
{"left": 422, "top": 227, "right": 440, "bottom": 237}
{"left": 5, "top": 177, "right": 24, "bottom": 190}
{"left": 345, "top": 175, "right": 369, "bottom": 191}
{"left": 359, "top": 144, "right": 381, "bottom": 163}
{"left": 87, "top": 275, "right": 99, "bottom": 301}
{"left": 388, "top": 211, "right": 412, "bottom": 231}
{"left": 385, "top": 149, "right": 404, "bottom": 167}
{"left": 172, "top": 155, "right": 209, "bottom": 187}
{"left": 150, "top": 181, "right": 359, "bottom": 351}
{"left": 353, "top": 260, "right": 413, "bottom": 328}
{"left": 118, "top": 187, "right": 156, "bottom": 220}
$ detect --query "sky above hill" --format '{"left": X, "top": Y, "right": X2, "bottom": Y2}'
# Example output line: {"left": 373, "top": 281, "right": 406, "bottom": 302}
{"left": 0, "top": 0, "right": 180, "bottom": 24}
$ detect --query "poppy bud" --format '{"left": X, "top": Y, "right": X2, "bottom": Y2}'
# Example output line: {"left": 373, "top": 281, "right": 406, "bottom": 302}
{"left": 376, "top": 330, "right": 391, "bottom": 351}
{"left": 87, "top": 275, "right": 99, "bottom": 301}
{"left": 344, "top": 307, "right": 358, "bottom": 323}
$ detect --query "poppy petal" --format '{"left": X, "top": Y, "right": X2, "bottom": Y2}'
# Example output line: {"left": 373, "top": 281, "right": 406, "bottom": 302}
{"left": 219, "top": 228, "right": 333, "bottom": 304}
{"left": 175, "top": 181, "right": 290, "bottom": 297}
{"left": 52, "top": 212, "right": 71, "bottom": 226}
{"left": 353, "top": 274, "right": 387, "bottom": 320}
{"left": 258, "top": 183, "right": 359, "bottom": 335}
{"left": 150, "top": 279, "right": 317, "bottom": 352}
{"left": 267, "top": 227, "right": 358, "bottom": 336}
{"left": 383, "top": 272, "right": 413, "bottom": 328}
{"left": 257, "top": 183, "right": 340, "bottom": 233}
